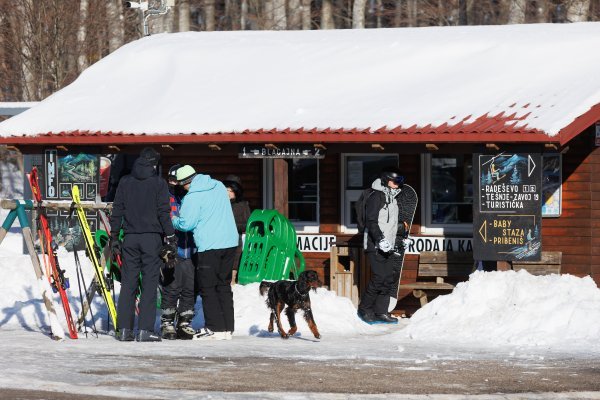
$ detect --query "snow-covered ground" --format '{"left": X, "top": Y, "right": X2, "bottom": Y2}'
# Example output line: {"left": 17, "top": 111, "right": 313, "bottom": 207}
{"left": 2, "top": 168, "right": 600, "bottom": 398}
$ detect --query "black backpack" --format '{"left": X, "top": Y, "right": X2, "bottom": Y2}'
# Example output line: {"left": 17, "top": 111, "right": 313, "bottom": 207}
{"left": 355, "top": 188, "right": 376, "bottom": 233}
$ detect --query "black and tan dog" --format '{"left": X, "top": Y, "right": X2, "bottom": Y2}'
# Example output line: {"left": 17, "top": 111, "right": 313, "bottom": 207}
{"left": 259, "top": 270, "right": 322, "bottom": 339}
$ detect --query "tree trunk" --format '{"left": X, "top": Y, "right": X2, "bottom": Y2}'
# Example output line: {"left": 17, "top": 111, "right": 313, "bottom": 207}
{"left": 352, "top": 0, "right": 367, "bottom": 28}
{"left": 107, "top": 0, "right": 125, "bottom": 52}
{"left": 264, "top": 0, "right": 274, "bottom": 29}
{"left": 535, "top": 0, "right": 550, "bottom": 23}
{"left": 301, "top": 0, "right": 312, "bottom": 29}
{"left": 179, "top": 0, "right": 191, "bottom": 31}
{"left": 321, "top": 0, "right": 335, "bottom": 29}
{"left": 77, "top": 0, "right": 89, "bottom": 73}
{"left": 458, "top": 0, "right": 468, "bottom": 25}
{"left": 506, "top": 0, "right": 526, "bottom": 24}
{"left": 272, "top": 0, "right": 287, "bottom": 30}
{"left": 567, "top": 0, "right": 590, "bottom": 22}
{"left": 288, "top": 0, "right": 302, "bottom": 29}
{"left": 241, "top": 0, "right": 248, "bottom": 29}
{"left": 394, "top": 0, "right": 403, "bottom": 27}
{"left": 205, "top": 0, "right": 215, "bottom": 31}
{"left": 406, "top": 0, "right": 417, "bottom": 26}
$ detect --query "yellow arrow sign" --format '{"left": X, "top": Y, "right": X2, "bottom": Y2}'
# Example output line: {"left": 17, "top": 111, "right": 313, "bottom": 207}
{"left": 479, "top": 220, "right": 487, "bottom": 242}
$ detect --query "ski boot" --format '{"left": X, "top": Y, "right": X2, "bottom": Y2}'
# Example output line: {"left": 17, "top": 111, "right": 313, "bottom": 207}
{"left": 160, "top": 308, "right": 177, "bottom": 340}
{"left": 176, "top": 310, "right": 196, "bottom": 340}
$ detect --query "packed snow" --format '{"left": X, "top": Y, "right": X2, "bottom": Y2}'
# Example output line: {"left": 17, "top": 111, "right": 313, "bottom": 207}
{"left": 2, "top": 23, "right": 600, "bottom": 138}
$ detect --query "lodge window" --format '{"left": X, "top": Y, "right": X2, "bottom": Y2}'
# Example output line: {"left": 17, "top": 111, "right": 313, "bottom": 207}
{"left": 341, "top": 154, "right": 399, "bottom": 233}
{"left": 286, "top": 158, "right": 319, "bottom": 227}
{"left": 422, "top": 154, "right": 473, "bottom": 235}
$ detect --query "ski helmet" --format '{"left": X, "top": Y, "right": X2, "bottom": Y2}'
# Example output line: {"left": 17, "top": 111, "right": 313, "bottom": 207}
{"left": 380, "top": 167, "right": 404, "bottom": 186}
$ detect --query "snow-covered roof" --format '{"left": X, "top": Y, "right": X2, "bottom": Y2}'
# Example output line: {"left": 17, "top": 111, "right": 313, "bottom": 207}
{"left": 1, "top": 22, "right": 600, "bottom": 145}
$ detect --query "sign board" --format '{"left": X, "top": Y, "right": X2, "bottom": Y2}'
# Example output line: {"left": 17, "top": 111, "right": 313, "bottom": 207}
{"left": 239, "top": 145, "right": 326, "bottom": 159}
{"left": 596, "top": 122, "right": 600, "bottom": 146}
{"left": 473, "top": 152, "right": 542, "bottom": 261}
{"left": 33, "top": 150, "right": 100, "bottom": 251}
{"left": 296, "top": 235, "right": 336, "bottom": 252}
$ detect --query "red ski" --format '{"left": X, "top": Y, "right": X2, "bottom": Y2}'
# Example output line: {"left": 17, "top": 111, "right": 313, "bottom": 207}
{"left": 28, "top": 167, "right": 78, "bottom": 339}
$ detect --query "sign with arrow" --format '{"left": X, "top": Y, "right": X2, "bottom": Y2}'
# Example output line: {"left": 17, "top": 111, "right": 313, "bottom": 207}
{"left": 473, "top": 152, "right": 542, "bottom": 261}
{"left": 239, "top": 145, "right": 326, "bottom": 159}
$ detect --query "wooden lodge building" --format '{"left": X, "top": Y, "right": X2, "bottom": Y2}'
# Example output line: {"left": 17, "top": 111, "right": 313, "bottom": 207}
{"left": 1, "top": 22, "right": 600, "bottom": 314}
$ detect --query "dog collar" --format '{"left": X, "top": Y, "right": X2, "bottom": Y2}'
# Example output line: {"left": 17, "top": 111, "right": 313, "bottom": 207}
{"left": 294, "top": 282, "right": 309, "bottom": 298}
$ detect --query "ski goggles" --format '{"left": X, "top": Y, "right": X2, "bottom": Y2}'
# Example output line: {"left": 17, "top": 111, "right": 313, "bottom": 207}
{"left": 391, "top": 175, "right": 405, "bottom": 185}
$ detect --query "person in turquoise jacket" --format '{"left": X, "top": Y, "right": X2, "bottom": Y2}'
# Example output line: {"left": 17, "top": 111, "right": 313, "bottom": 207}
{"left": 171, "top": 168, "right": 239, "bottom": 341}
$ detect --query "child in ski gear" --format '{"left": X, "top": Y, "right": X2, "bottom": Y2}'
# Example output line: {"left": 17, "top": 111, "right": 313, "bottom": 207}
{"left": 222, "top": 175, "right": 251, "bottom": 285}
{"left": 172, "top": 172, "right": 239, "bottom": 340}
{"left": 160, "top": 165, "right": 198, "bottom": 340}
{"left": 110, "top": 147, "right": 174, "bottom": 342}
{"left": 357, "top": 167, "right": 407, "bottom": 324}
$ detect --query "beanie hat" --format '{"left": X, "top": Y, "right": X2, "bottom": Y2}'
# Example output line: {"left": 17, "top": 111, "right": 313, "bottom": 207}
{"left": 140, "top": 147, "right": 160, "bottom": 166}
{"left": 175, "top": 165, "right": 197, "bottom": 185}
{"left": 224, "top": 174, "right": 242, "bottom": 186}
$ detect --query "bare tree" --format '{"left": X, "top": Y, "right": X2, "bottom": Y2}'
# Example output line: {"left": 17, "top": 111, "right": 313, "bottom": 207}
{"left": 78, "top": 0, "right": 89, "bottom": 72}
{"left": 288, "top": 0, "right": 302, "bottom": 29}
{"left": 406, "top": 0, "right": 418, "bottom": 26}
{"left": 567, "top": 0, "right": 590, "bottom": 21}
{"left": 273, "top": 0, "right": 287, "bottom": 29}
{"left": 301, "top": 0, "right": 312, "bottom": 29}
{"left": 179, "top": 0, "right": 191, "bottom": 31}
{"left": 321, "top": 0, "right": 335, "bottom": 29}
{"left": 205, "top": 0, "right": 216, "bottom": 30}
{"left": 352, "top": 0, "right": 368, "bottom": 28}
{"left": 507, "top": 0, "right": 526, "bottom": 23}
{"left": 107, "top": 0, "right": 125, "bottom": 52}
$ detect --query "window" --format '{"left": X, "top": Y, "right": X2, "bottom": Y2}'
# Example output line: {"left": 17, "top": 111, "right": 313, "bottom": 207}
{"left": 422, "top": 154, "right": 473, "bottom": 234}
{"left": 286, "top": 158, "right": 319, "bottom": 227}
{"left": 341, "top": 154, "right": 399, "bottom": 232}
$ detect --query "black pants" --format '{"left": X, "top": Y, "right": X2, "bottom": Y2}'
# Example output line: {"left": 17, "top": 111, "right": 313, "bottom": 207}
{"left": 194, "top": 247, "right": 236, "bottom": 333}
{"left": 161, "top": 257, "right": 195, "bottom": 314}
{"left": 118, "top": 233, "right": 162, "bottom": 331}
{"left": 358, "top": 251, "right": 397, "bottom": 315}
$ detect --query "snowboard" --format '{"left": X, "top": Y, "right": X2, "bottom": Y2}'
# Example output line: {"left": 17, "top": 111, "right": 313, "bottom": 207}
{"left": 388, "top": 184, "right": 418, "bottom": 313}
{"left": 28, "top": 167, "right": 79, "bottom": 339}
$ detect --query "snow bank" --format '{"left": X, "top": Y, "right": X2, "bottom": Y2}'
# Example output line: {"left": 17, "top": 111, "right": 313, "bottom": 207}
{"left": 0, "top": 226, "right": 375, "bottom": 337}
{"left": 233, "top": 282, "right": 376, "bottom": 337}
{"left": 402, "top": 270, "right": 600, "bottom": 346}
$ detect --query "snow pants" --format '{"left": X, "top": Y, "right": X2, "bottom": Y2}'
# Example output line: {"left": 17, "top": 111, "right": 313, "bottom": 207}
{"left": 193, "top": 247, "right": 236, "bottom": 333}
{"left": 118, "top": 233, "right": 162, "bottom": 332}
{"left": 161, "top": 257, "right": 195, "bottom": 314}
{"left": 358, "top": 250, "right": 396, "bottom": 315}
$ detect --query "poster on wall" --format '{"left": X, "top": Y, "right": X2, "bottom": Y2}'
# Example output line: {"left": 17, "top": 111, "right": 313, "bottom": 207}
{"left": 33, "top": 150, "right": 100, "bottom": 251}
{"left": 542, "top": 154, "right": 562, "bottom": 217}
{"left": 473, "top": 151, "right": 542, "bottom": 261}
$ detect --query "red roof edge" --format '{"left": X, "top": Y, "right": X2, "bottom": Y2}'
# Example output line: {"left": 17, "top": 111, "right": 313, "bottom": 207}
{"left": 558, "top": 102, "right": 600, "bottom": 145}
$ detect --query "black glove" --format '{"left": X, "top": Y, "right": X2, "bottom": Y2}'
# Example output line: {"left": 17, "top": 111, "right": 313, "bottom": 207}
{"left": 110, "top": 238, "right": 121, "bottom": 257}
{"left": 159, "top": 235, "right": 178, "bottom": 269}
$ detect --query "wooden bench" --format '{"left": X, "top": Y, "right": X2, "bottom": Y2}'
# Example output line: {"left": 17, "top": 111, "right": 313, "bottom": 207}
{"left": 402, "top": 251, "right": 475, "bottom": 307}
{"left": 403, "top": 251, "right": 562, "bottom": 308}
{"left": 512, "top": 251, "right": 562, "bottom": 275}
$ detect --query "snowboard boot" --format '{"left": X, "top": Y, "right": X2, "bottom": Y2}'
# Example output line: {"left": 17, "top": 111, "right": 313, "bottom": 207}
{"left": 136, "top": 330, "right": 162, "bottom": 342}
{"left": 176, "top": 310, "right": 196, "bottom": 340}
{"left": 116, "top": 328, "right": 135, "bottom": 342}
{"left": 160, "top": 308, "right": 177, "bottom": 340}
{"left": 375, "top": 313, "right": 398, "bottom": 324}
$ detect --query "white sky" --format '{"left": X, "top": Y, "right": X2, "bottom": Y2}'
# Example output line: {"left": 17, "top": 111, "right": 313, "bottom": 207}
{"left": 1, "top": 23, "right": 600, "bottom": 138}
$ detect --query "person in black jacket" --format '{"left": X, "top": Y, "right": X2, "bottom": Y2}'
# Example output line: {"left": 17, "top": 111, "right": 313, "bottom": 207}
{"left": 222, "top": 175, "right": 251, "bottom": 285}
{"left": 357, "top": 167, "right": 408, "bottom": 324}
{"left": 109, "top": 147, "right": 176, "bottom": 342}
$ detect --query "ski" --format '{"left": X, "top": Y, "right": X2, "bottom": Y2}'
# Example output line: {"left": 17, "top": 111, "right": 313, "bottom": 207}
{"left": 70, "top": 185, "right": 118, "bottom": 330}
{"left": 389, "top": 184, "right": 418, "bottom": 312}
{"left": 28, "top": 168, "right": 78, "bottom": 339}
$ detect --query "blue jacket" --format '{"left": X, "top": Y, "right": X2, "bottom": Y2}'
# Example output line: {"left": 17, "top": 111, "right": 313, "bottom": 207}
{"left": 171, "top": 174, "right": 239, "bottom": 252}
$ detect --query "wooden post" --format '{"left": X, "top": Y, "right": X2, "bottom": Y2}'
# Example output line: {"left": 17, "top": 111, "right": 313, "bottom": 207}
{"left": 273, "top": 159, "right": 288, "bottom": 217}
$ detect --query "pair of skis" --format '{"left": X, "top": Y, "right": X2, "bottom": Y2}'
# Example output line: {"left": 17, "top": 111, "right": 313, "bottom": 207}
{"left": 28, "top": 168, "right": 78, "bottom": 339}
{"left": 69, "top": 185, "right": 118, "bottom": 331}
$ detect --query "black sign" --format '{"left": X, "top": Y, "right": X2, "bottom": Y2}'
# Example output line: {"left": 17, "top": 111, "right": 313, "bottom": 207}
{"left": 473, "top": 152, "right": 542, "bottom": 261}
{"left": 239, "top": 145, "right": 326, "bottom": 159}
